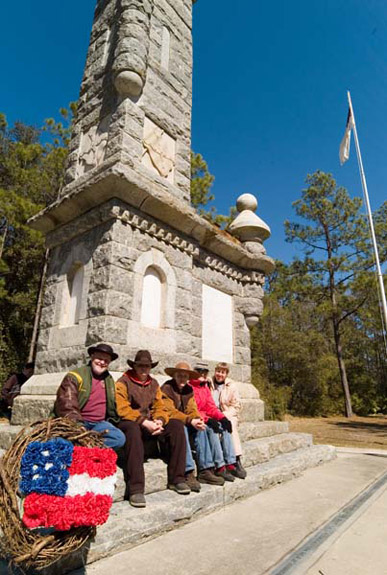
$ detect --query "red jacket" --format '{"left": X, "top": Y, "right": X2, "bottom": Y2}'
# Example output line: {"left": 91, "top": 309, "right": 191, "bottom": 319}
{"left": 189, "top": 379, "right": 224, "bottom": 422}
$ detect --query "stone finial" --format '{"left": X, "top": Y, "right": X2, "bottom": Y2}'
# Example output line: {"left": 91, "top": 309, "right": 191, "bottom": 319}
{"left": 229, "top": 193, "right": 271, "bottom": 246}
{"left": 112, "top": 0, "right": 154, "bottom": 99}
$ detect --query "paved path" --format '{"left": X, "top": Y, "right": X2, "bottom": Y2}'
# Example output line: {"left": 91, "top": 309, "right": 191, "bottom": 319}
{"left": 72, "top": 448, "right": 387, "bottom": 575}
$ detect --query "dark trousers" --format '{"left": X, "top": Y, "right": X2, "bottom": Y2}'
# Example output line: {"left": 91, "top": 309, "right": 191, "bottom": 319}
{"left": 118, "top": 419, "right": 186, "bottom": 495}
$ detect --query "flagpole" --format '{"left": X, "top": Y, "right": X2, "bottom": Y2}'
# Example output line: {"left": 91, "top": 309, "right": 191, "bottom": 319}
{"left": 347, "top": 91, "right": 387, "bottom": 335}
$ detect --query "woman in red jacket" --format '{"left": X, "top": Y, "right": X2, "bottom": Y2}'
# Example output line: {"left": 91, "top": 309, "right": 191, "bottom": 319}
{"left": 189, "top": 362, "right": 237, "bottom": 482}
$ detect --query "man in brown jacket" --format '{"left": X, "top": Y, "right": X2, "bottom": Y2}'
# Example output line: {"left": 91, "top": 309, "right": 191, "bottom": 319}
{"left": 116, "top": 350, "right": 189, "bottom": 508}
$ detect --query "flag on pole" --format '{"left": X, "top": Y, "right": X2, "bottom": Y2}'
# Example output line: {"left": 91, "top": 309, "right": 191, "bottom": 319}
{"left": 339, "top": 107, "right": 355, "bottom": 165}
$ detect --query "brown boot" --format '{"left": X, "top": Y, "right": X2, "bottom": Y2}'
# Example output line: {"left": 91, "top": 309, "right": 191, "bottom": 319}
{"left": 198, "top": 468, "right": 225, "bottom": 486}
{"left": 185, "top": 470, "right": 201, "bottom": 492}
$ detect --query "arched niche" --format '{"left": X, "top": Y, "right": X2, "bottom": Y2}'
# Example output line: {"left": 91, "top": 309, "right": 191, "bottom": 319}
{"left": 141, "top": 266, "right": 163, "bottom": 328}
{"left": 161, "top": 26, "right": 171, "bottom": 71}
{"left": 133, "top": 248, "right": 176, "bottom": 330}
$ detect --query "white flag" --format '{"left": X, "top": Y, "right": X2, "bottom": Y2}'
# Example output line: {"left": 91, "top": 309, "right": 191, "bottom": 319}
{"left": 339, "top": 107, "right": 355, "bottom": 165}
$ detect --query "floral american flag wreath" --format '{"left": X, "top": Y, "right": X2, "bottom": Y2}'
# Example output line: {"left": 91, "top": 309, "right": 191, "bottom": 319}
{"left": 19, "top": 438, "right": 117, "bottom": 531}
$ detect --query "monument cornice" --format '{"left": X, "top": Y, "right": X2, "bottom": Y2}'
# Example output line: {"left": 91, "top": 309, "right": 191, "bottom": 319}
{"left": 30, "top": 167, "right": 274, "bottom": 275}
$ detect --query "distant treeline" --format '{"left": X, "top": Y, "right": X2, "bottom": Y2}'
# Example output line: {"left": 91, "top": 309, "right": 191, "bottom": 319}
{"left": 0, "top": 111, "right": 386, "bottom": 417}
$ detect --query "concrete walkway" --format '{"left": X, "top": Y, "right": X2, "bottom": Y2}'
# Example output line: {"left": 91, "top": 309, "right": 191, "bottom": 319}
{"left": 73, "top": 449, "right": 387, "bottom": 575}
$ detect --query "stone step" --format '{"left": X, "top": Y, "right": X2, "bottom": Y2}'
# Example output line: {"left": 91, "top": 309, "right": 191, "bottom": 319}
{"left": 53, "top": 444, "right": 335, "bottom": 574}
{"left": 0, "top": 423, "right": 24, "bottom": 450}
{"left": 0, "top": 424, "right": 313, "bottom": 503}
{"left": 239, "top": 420, "right": 289, "bottom": 441}
{"left": 0, "top": 420, "right": 289, "bottom": 452}
{"left": 113, "top": 431, "right": 313, "bottom": 501}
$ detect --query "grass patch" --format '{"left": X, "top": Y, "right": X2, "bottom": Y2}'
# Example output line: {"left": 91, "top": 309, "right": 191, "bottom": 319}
{"left": 286, "top": 415, "right": 387, "bottom": 450}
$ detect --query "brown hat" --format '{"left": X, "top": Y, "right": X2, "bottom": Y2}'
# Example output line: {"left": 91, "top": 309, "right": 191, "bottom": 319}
{"left": 127, "top": 350, "right": 159, "bottom": 368}
{"left": 88, "top": 343, "right": 118, "bottom": 361}
{"left": 165, "top": 362, "right": 200, "bottom": 379}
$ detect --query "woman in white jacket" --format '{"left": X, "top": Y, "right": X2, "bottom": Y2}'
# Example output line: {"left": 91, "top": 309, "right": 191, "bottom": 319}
{"left": 210, "top": 363, "right": 247, "bottom": 479}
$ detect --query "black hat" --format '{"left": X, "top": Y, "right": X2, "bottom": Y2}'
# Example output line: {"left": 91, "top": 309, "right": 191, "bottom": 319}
{"left": 127, "top": 350, "right": 158, "bottom": 368}
{"left": 88, "top": 343, "right": 119, "bottom": 362}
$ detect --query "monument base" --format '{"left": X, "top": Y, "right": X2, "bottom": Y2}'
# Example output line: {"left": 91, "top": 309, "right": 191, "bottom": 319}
{"left": 12, "top": 374, "right": 265, "bottom": 426}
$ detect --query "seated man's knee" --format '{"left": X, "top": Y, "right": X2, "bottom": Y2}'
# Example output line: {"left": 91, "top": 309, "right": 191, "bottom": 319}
{"left": 119, "top": 420, "right": 142, "bottom": 438}
{"left": 167, "top": 419, "right": 185, "bottom": 434}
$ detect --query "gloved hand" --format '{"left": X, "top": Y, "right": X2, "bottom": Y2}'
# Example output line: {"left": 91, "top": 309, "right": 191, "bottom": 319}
{"left": 220, "top": 417, "right": 232, "bottom": 433}
{"left": 206, "top": 418, "right": 221, "bottom": 433}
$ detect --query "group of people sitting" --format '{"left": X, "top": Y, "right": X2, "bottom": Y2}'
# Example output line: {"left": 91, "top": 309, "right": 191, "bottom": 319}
{"left": 54, "top": 343, "right": 247, "bottom": 508}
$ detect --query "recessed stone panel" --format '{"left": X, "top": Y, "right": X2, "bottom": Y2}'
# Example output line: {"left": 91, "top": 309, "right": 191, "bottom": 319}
{"left": 202, "top": 285, "right": 233, "bottom": 363}
{"left": 141, "top": 117, "right": 176, "bottom": 182}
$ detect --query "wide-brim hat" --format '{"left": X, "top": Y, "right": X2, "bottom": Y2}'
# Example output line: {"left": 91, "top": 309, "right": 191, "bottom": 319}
{"left": 165, "top": 362, "right": 200, "bottom": 379}
{"left": 127, "top": 349, "right": 159, "bottom": 368}
{"left": 88, "top": 343, "right": 118, "bottom": 362}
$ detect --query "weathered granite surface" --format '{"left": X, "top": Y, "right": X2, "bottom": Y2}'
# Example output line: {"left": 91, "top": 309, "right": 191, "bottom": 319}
{"left": 24, "top": 0, "right": 275, "bottom": 424}
{"left": 40, "top": 444, "right": 336, "bottom": 574}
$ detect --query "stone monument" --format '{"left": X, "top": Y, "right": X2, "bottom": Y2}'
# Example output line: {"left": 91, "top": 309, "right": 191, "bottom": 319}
{"left": 14, "top": 0, "right": 274, "bottom": 425}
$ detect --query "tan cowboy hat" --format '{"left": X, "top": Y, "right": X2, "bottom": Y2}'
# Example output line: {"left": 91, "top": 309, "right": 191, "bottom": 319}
{"left": 127, "top": 349, "right": 158, "bottom": 368}
{"left": 165, "top": 361, "right": 200, "bottom": 379}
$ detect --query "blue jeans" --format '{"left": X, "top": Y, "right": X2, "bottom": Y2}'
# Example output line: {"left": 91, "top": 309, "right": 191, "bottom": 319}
{"left": 184, "top": 426, "right": 218, "bottom": 472}
{"left": 193, "top": 427, "right": 216, "bottom": 470}
{"left": 83, "top": 420, "right": 126, "bottom": 450}
{"left": 184, "top": 426, "right": 196, "bottom": 473}
{"left": 205, "top": 426, "right": 236, "bottom": 467}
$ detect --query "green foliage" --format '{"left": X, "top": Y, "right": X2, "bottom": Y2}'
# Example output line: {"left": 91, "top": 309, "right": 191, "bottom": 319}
{"left": 0, "top": 108, "right": 73, "bottom": 379}
{"left": 190, "top": 151, "right": 236, "bottom": 227}
{"left": 252, "top": 172, "right": 387, "bottom": 418}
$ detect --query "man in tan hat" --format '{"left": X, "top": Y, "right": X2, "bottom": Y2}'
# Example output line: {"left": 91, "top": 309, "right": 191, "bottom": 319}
{"left": 116, "top": 350, "right": 189, "bottom": 508}
{"left": 162, "top": 362, "right": 225, "bottom": 488}
{"left": 54, "top": 343, "right": 125, "bottom": 450}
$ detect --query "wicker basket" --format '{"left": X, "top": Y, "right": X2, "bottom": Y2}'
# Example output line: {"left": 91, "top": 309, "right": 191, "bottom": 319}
{"left": 0, "top": 418, "right": 105, "bottom": 572}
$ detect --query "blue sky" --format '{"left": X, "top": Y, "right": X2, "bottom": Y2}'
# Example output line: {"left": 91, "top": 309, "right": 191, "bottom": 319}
{"left": 1, "top": 0, "right": 387, "bottom": 262}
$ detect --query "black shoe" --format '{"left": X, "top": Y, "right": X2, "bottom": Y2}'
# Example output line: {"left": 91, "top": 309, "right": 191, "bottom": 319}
{"left": 215, "top": 468, "right": 235, "bottom": 482}
{"left": 232, "top": 460, "right": 247, "bottom": 480}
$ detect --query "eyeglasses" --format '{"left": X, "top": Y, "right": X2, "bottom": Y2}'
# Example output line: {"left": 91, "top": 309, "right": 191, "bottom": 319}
{"left": 196, "top": 369, "right": 209, "bottom": 374}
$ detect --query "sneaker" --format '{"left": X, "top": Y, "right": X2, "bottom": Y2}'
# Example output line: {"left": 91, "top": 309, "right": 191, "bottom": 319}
{"left": 168, "top": 482, "right": 191, "bottom": 495}
{"left": 198, "top": 468, "right": 225, "bottom": 486}
{"left": 232, "top": 460, "right": 247, "bottom": 480}
{"left": 185, "top": 471, "right": 201, "bottom": 492}
{"left": 215, "top": 467, "right": 235, "bottom": 482}
{"left": 129, "top": 493, "right": 146, "bottom": 508}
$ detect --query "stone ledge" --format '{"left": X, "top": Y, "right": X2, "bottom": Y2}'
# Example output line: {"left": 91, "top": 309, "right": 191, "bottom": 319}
{"left": 111, "top": 431, "right": 314, "bottom": 501}
{"left": 28, "top": 172, "right": 274, "bottom": 275}
{"left": 0, "top": 424, "right": 24, "bottom": 449}
{"left": 0, "top": 421, "right": 290, "bottom": 452}
{"left": 239, "top": 420, "right": 289, "bottom": 441}
{"left": 58, "top": 445, "right": 336, "bottom": 574}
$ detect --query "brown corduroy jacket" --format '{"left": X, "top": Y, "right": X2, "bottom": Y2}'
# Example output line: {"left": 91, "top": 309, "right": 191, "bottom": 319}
{"left": 161, "top": 379, "right": 201, "bottom": 425}
{"left": 115, "top": 370, "right": 169, "bottom": 425}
